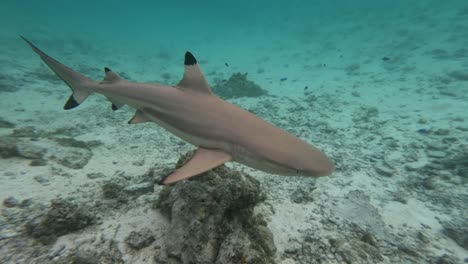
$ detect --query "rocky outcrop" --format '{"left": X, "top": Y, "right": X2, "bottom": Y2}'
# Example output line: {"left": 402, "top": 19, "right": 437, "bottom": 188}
{"left": 155, "top": 151, "right": 276, "bottom": 264}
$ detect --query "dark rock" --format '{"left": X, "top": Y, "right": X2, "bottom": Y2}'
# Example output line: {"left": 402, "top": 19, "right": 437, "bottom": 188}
{"left": 29, "top": 158, "right": 47, "bottom": 166}
{"left": 0, "top": 136, "right": 17, "bottom": 158}
{"left": 102, "top": 182, "right": 125, "bottom": 199}
{"left": 447, "top": 70, "right": 468, "bottom": 81}
{"left": 422, "top": 176, "right": 438, "bottom": 190}
{"left": 16, "top": 141, "right": 46, "bottom": 159}
{"left": 427, "top": 150, "right": 447, "bottom": 159}
{"left": 360, "top": 231, "right": 378, "bottom": 247}
{"left": 123, "top": 182, "right": 153, "bottom": 196}
{"left": 417, "top": 231, "right": 431, "bottom": 244}
{"left": 61, "top": 243, "right": 123, "bottom": 264}
{"left": 433, "top": 129, "right": 450, "bottom": 136}
{"left": 26, "top": 198, "right": 95, "bottom": 244}
{"left": 125, "top": 227, "right": 155, "bottom": 249}
{"left": 426, "top": 141, "right": 446, "bottom": 150}
{"left": 3, "top": 196, "right": 19, "bottom": 207}
{"left": 337, "top": 240, "right": 383, "bottom": 263}
{"left": 441, "top": 147, "right": 468, "bottom": 180}
{"left": 0, "top": 117, "right": 15, "bottom": 128}
{"left": 375, "top": 163, "right": 394, "bottom": 177}
{"left": 285, "top": 240, "right": 302, "bottom": 254}
{"left": 405, "top": 160, "right": 427, "bottom": 171}
{"left": 212, "top": 72, "right": 268, "bottom": 99}
{"left": 87, "top": 172, "right": 105, "bottom": 179}
{"left": 12, "top": 126, "right": 41, "bottom": 138}
{"left": 0, "top": 74, "right": 19, "bottom": 92}
{"left": 441, "top": 217, "right": 468, "bottom": 250}
{"left": 51, "top": 148, "right": 92, "bottom": 169}
{"left": 33, "top": 175, "right": 50, "bottom": 185}
{"left": 72, "top": 249, "right": 99, "bottom": 264}
{"left": 155, "top": 151, "right": 275, "bottom": 264}
{"left": 20, "top": 198, "right": 32, "bottom": 207}
{"left": 53, "top": 137, "right": 90, "bottom": 149}
{"left": 431, "top": 254, "right": 460, "bottom": 264}
{"left": 352, "top": 106, "right": 379, "bottom": 123}
{"left": 290, "top": 185, "right": 316, "bottom": 204}
{"left": 398, "top": 244, "right": 420, "bottom": 257}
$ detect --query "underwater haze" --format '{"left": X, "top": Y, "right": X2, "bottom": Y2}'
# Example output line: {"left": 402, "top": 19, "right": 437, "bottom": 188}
{"left": 0, "top": 0, "right": 467, "bottom": 263}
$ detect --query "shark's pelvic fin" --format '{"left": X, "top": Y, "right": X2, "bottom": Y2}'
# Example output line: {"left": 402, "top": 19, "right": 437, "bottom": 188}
{"left": 159, "top": 147, "right": 232, "bottom": 185}
{"left": 128, "top": 110, "right": 150, "bottom": 124}
{"left": 177, "top": 52, "right": 212, "bottom": 95}
{"left": 21, "top": 36, "right": 95, "bottom": 110}
{"left": 106, "top": 96, "right": 124, "bottom": 111}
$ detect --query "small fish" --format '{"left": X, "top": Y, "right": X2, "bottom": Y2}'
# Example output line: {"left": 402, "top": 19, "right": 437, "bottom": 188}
{"left": 280, "top": 77, "right": 287, "bottom": 82}
{"left": 224, "top": 62, "right": 229, "bottom": 67}
{"left": 382, "top": 57, "right": 390, "bottom": 61}
{"left": 304, "top": 86, "right": 309, "bottom": 90}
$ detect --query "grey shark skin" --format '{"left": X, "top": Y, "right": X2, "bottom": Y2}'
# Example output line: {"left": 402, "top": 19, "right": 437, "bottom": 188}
{"left": 22, "top": 36, "right": 334, "bottom": 185}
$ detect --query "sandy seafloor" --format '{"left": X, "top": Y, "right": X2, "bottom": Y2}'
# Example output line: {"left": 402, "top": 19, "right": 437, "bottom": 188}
{"left": 0, "top": 1, "right": 467, "bottom": 263}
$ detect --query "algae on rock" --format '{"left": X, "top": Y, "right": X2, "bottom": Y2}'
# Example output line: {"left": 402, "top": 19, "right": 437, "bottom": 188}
{"left": 26, "top": 198, "right": 95, "bottom": 244}
{"left": 212, "top": 72, "right": 268, "bottom": 99}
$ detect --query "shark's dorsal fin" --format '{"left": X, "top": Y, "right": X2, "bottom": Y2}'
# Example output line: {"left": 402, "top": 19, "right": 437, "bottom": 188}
{"left": 177, "top": 52, "right": 212, "bottom": 95}
{"left": 159, "top": 148, "right": 232, "bottom": 185}
{"left": 102, "top": 67, "right": 122, "bottom": 83}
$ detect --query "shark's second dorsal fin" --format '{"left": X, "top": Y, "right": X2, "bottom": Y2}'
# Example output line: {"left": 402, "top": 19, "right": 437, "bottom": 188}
{"left": 102, "top": 67, "right": 122, "bottom": 84}
{"left": 177, "top": 52, "right": 212, "bottom": 95}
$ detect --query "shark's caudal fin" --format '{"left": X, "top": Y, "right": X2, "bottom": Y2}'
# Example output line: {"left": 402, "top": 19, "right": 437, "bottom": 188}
{"left": 21, "top": 36, "right": 96, "bottom": 110}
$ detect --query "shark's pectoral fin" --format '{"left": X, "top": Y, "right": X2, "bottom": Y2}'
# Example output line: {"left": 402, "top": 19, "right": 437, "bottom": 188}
{"left": 128, "top": 110, "right": 150, "bottom": 124}
{"left": 159, "top": 148, "right": 232, "bottom": 185}
{"left": 176, "top": 52, "right": 213, "bottom": 95}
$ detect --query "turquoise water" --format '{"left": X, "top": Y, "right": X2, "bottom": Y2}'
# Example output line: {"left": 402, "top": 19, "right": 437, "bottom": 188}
{"left": 1, "top": 1, "right": 467, "bottom": 263}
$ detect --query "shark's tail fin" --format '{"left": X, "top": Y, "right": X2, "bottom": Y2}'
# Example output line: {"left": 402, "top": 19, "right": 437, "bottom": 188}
{"left": 21, "top": 36, "right": 96, "bottom": 110}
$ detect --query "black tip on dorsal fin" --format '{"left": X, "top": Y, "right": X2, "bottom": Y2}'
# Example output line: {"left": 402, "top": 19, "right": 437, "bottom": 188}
{"left": 102, "top": 67, "right": 122, "bottom": 84}
{"left": 184, "top": 52, "right": 197, "bottom": 66}
{"left": 64, "top": 96, "right": 79, "bottom": 110}
{"left": 111, "top": 104, "right": 118, "bottom": 111}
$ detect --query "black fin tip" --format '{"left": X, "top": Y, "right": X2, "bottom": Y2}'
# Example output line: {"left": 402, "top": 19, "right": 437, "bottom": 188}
{"left": 184, "top": 52, "right": 197, "bottom": 66}
{"left": 64, "top": 96, "right": 79, "bottom": 110}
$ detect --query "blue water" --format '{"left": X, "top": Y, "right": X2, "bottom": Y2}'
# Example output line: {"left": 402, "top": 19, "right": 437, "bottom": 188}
{"left": 1, "top": 0, "right": 467, "bottom": 263}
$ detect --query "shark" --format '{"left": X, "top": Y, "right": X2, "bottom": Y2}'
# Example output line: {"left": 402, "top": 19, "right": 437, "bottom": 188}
{"left": 22, "top": 36, "right": 334, "bottom": 185}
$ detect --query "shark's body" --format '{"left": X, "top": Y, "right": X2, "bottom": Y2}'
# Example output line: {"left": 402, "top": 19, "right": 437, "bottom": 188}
{"left": 22, "top": 37, "right": 334, "bottom": 184}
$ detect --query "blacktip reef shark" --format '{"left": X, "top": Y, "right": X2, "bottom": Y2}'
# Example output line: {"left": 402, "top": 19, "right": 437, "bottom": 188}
{"left": 21, "top": 36, "right": 334, "bottom": 185}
